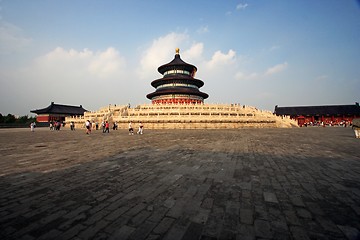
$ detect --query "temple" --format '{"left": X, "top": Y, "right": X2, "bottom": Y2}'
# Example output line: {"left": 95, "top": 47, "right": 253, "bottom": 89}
{"left": 31, "top": 102, "right": 87, "bottom": 123}
{"left": 146, "top": 48, "right": 208, "bottom": 104}
{"left": 64, "top": 49, "right": 299, "bottom": 129}
{"left": 274, "top": 103, "right": 360, "bottom": 126}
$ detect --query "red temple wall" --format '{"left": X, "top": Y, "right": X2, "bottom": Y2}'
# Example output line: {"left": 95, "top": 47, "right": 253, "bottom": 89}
{"left": 36, "top": 115, "right": 50, "bottom": 122}
{"left": 36, "top": 115, "right": 67, "bottom": 122}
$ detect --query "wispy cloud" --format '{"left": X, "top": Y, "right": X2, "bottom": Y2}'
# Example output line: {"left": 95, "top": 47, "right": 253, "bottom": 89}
{"left": 197, "top": 26, "right": 209, "bottom": 34}
{"left": 235, "top": 62, "right": 288, "bottom": 81}
{"left": 269, "top": 45, "right": 280, "bottom": 51}
{"left": 235, "top": 71, "right": 258, "bottom": 81}
{"left": 0, "top": 21, "right": 32, "bottom": 54}
{"left": 265, "top": 62, "right": 288, "bottom": 75}
{"left": 236, "top": 3, "right": 249, "bottom": 10}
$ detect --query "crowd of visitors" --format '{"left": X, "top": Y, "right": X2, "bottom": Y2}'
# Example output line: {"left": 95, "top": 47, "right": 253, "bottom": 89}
{"left": 49, "top": 121, "right": 63, "bottom": 131}
{"left": 81, "top": 120, "right": 144, "bottom": 135}
{"left": 302, "top": 120, "right": 350, "bottom": 127}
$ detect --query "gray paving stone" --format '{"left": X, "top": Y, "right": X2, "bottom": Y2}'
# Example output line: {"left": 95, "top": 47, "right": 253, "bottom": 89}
{"left": 254, "top": 219, "right": 273, "bottom": 239}
{"left": 54, "top": 224, "right": 86, "bottom": 240}
{"left": 240, "top": 208, "right": 254, "bottom": 225}
{"left": 237, "top": 224, "right": 255, "bottom": 240}
{"left": 289, "top": 226, "right": 311, "bottom": 240}
{"left": 162, "top": 221, "right": 188, "bottom": 240}
{"left": 284, "top": 210, "right": 301, "bottom": 226}
{"left": 153, "top": 217, "right": 175, "bottom": 235}
{"left": 337, "top": 225, "right": 360, "bottom": 240}
{"left": 200, "top": 197, "right": 214, "bottom": 209}
{"left": 109, "top": 225, "right": 136, "bottom": 240}
{"left": 0, "top": 128, "right": 359, "bottom": 240}
{"left": 37, "top": 229, "right": 63, "bottom": 240}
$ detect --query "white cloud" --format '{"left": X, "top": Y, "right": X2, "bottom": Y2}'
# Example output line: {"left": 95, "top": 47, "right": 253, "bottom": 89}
{"left": 10, "top": 46, "right": 129, "bottom": 112}
{"left": 265, "top": 62, "right": 288, "bottom": 75}
{"left": 139, "top": 32, "right": 189, "bottom": 79}
{"left": 235, "top": 62, "right": 288, "bottom": 81}
{"left": 36, "top": 47, "right": 126, "bottom": 79}
{"left": 88, "top": 48, "right": 125, "bottom": 78}
{"left": 236, "top": 3, "right": 249, "bottom": 10}
{"left": 205, "top": 49, "right": 236, "bottom": 69}
{"left": 0, "top": 21, "right": 32, "bottom": 54}
{"left": 235, "top": 71, "right": 259, "bottom": 81}
{"left": 183, "top": 43, "right": 204, "bottom": 62}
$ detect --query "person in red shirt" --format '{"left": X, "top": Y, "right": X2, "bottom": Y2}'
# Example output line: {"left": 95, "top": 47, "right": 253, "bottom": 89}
{"left": 104, "top": 121, "right": 110, "bottom": 133}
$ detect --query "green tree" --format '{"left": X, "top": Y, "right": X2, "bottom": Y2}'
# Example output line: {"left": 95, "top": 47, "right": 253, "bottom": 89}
{"left": 4, "top": 114, "right": 16, "bottom": 123}
{"left": 0, "top": 113, "right": 3, "bottom": 123}
{"left": 17, "top": 115, "right": 29, "bottom": 123}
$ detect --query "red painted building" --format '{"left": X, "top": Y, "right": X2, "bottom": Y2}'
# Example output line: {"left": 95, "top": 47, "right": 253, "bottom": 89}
{"left": 31, "top": 102, "right": 87, "bottom": 122}
{"left": 274, "top": 103, "right": 360, "bottom": 126}
{"left": 146, "top": 48, "right": 209, "bottom": 104}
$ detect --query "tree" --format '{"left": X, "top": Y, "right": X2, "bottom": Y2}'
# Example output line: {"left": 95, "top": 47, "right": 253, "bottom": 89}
{"left": 0, "top": 113, "right": 3, "bottom": 123}
{"left": 17, "top": 115, "right": 29, "bottom": 123}
{"left": 4, "top": 114, "right": 16, "bottom": 123}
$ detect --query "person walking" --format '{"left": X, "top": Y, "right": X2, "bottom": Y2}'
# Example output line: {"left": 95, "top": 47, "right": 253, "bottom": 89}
{"left": 128, "top": 121, "right": 134, "bottom": 135}
{"left": 85, "top": 120, "right": 92, "bottom": 134}
{"left": 30, "top": 122, "right": 35, "bottom": 132}
{"left": 101, "top": 121, "right": 105, "bottom": 133}
{"left": 70, "top": 121, "right": 75, "bottom": 131}
{"left": 104, "top": 121, "right": 110, "bottom": 133}
{"left": 137, "top": 122, "right": 143, "bottom": 135}
{"left": 352, "top": 118, "right": 360, "bottom": 138}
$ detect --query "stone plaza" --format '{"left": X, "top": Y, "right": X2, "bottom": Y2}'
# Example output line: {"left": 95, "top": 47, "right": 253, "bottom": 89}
{"left": 0, "top": 127, "right": 359, "bottom": 239}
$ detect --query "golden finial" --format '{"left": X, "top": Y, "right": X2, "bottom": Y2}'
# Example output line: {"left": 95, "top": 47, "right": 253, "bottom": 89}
{"left": 175, "top": 48, "right": 180, "bottom": 54}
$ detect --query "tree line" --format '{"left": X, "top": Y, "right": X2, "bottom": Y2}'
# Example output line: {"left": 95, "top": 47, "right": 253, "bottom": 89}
{"left": 0, "top": 113, "right": 37, "bottom": 124}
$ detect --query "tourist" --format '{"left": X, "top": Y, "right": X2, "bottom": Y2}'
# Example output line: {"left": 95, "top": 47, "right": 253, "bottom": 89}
{"left": 137, "top": 122, "right": 143, "bottom": 135}
{"left": 70, "top": 121, "right": 75, "bottom": 131}
{"left": 104, "top": 121, "right": 110, "bottom": 133}
{"left": 30, "top": 122, "right": 35, "bottom": 132}
{"left": 54, "top": 121, "right": 61, "bottom": 130}
{"left": 49, "top": 122, "right": 53, "bottom": 131}
{"left": 113, "top": 121, "right": 118, "bottom": 130}
{"left": 101, "top": 121, "right": 105, "bottom": 133}
{"left": 95, "top": 122, "right": 99, "bottom": 130}
{"left": 128, "top": 121, "right": 134, "bottom": 135}
{"left": 352, "top": 119, "right": 360, "bottom": 138}
{"left": 85, "top": 120, "right": 91, "bottom": 134}
{"left": 353, "top": 126, "right": 360, "bottom": 138}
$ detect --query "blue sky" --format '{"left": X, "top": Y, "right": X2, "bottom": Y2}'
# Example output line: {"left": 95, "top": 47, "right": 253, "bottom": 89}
{"left": 0, "top": 0, "right": 359, "bottom": 116}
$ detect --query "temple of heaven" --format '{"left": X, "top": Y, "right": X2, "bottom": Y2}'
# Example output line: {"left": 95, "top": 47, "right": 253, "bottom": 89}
{"left": 64, "top": 49, "right": 299, "bottom": 129}
{"left": 146, "top": 48, "right": 209, "bottom": 104}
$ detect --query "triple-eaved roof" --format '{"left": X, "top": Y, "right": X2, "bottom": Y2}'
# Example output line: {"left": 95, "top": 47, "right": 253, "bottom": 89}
{"left": 31, "top": 102, "right": 87, "bottom": 115}
{"left": 274, "top": 103, "right": 360, "bottom": 116}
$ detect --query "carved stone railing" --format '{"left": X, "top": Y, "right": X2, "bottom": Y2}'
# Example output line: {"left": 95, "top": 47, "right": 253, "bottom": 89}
{"left": 65, "top": 103, "right": 298, "bottom": 129}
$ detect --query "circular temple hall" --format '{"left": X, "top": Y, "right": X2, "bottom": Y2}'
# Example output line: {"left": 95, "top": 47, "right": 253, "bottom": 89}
{"left": 146, "top": 48, "right": 209, "bottom": 104}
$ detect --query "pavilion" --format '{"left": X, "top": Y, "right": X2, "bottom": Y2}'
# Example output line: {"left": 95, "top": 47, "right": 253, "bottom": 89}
{"left": 31, "top": 102, "right": 87, "bottom": 123}
{"left": 146, "top": 48, "right": 209, "bottom": 104}
{"left": 274, "top": 103, "right": 360, "bottom": 126}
